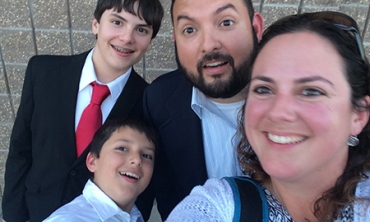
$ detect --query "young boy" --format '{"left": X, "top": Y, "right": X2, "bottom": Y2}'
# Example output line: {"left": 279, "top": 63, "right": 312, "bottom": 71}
{"left": 43, "top": 118, "right": 158, "bottom": 221}
{"left": 2, "top": 0, "right": 163, "bottom": 221}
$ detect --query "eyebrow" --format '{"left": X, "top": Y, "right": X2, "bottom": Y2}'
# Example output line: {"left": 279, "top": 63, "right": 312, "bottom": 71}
{"left": 295, "top": 75, "right": 334, "bottom": 86}
{"left": 252, "top": 75, "right": 334, "bottom": 86}
{"left": 176, "top": 3, "right": 237, "bottom": 23}
{"left": 251, "top": 76, "right": 273, "bottom": 83}
{"left": 145, "top": 146, "right": 156, "bottom": 152}
{"left": 116, "top": 139, "right": 156, "bottom": 151}
{"left": 215, "top": 3, "right": 237, "bottom": 15}
{"left": 110, "top": 13, "right": 150, "bottom": 27}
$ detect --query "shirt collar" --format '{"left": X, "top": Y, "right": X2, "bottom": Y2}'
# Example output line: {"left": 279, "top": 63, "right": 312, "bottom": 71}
{"left": 191, "top": 87, "right": 245, "bottom": 127}
{"left": 79, "top": 49, "right": 131, "bottom": 102}
{"left": 191, "top": 87, "right": 226, "bottom": 119}
{"left": 83, "top": 179, "right": 142, "bottom": 221}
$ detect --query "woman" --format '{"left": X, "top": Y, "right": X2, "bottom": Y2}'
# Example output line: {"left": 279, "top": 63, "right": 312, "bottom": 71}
{"left": 166, "top": 11, "right": 370, "bottom": 222}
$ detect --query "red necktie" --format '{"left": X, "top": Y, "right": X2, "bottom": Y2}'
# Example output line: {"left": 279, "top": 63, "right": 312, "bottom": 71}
{"left": 75, "top": 82, "right": 110, "bottom": 157}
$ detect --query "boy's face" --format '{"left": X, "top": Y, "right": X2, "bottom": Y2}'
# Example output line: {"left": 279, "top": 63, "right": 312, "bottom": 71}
{"left": 92, "top": 2, "right": 153, "bottom": 81}
{"left": 86, "top": 126, "right": 155, "bottom": 212}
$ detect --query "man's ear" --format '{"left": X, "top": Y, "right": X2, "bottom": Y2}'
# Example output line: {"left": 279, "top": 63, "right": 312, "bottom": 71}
{"left": 252, "top": 12, "right": 264, "bottom": 42}
{"left": 351, "top": 96, "right": 370, "bottom": 136}
{"left": 86, "top": 152, "right": 97, "bottom": 173}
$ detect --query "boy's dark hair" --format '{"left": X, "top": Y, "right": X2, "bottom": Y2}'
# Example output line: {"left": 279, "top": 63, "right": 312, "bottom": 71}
{"left": 90, "top": 117, "right": 159, "bottom": 158}
{"left": 94, "top": 0, "right": 164, "bottom": 39}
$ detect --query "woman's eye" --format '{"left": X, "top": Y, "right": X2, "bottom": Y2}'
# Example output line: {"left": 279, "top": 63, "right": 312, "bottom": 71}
{"left": 253, "top": 86, "right": 272, "bottom": 94}
{"left": 142, "top": 154, "right": 153, "bottom": 160}
{"left": 302, "top": 88, "right": 324, "bottom": 96}
{"left": 221, "top": 20, "right": 234, "bottom": 27}
{"left": 183, "top": 27, "right": 196, "bottom": 34}
{"left": 117, "top": 146, "right": 127, "bottom": 151}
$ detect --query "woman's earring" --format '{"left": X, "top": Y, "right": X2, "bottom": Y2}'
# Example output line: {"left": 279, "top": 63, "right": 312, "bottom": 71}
{"left": 347, "top": 135, "right": 359, "bottom": 147}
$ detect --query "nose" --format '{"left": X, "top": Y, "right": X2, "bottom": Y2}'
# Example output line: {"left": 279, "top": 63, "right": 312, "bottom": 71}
{"left": 129, "top": 151, "right": 141, "bottom": 166}
{"left": 119, "top": 29, "right": 135, "bottom": 44}
{"left": 201, "top": 27, "right": 221, "bottom": 54}
{"left": 267, "top": 94, "right": 297, "bottom": 123}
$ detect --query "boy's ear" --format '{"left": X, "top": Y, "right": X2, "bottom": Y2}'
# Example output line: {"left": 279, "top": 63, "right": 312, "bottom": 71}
{"left": 92, "top": 18, "right": 99, "bottom": 35}
{"left": 146, "top": 39, "right": 154, "bottom": 52}
{"left": 86, "top": 152, "right": 97, "bottom": 173}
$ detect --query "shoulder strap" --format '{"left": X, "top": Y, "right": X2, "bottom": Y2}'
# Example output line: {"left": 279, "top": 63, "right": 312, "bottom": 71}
{"left": 224, "top": 176, "right": 269, "bottom": 222}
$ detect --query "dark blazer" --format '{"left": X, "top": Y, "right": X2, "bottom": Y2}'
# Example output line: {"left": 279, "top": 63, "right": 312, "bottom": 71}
{"left": 2, "top": 51, "right": 148, "bottom": 222}
{"left": 137, "top": 69, "right": 208, "bottom": 220}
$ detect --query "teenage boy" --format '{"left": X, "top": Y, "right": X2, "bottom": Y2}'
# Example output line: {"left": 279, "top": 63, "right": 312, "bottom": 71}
{"left": 2, "top": 0, "right": 163, "bottom": 221}
{"left": 43, "top": 118, "right": 158, "bottom": 222}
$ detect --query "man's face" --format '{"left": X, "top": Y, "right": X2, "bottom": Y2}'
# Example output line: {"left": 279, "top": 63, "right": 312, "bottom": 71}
{"left": 86, "top": 127, "right": 155, "bottom": 212}
{"left": 172, "top": 0, "right": 262, "bottom": 99}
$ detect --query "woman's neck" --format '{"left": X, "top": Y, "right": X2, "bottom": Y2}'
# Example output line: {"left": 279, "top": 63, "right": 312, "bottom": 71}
{"left": 264, "top": 176, "right": 337, "bottom": 222}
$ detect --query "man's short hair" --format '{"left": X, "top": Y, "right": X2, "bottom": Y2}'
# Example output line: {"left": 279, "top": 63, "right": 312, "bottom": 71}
{"left": 94, "top": 0, "right": 164, "bottom": 39}
{"left": 90, "top": 117, "right": 159, "bottom": 158}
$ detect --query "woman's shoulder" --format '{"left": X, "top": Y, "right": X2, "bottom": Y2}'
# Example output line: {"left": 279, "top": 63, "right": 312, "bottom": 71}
{"left": 355, "top": 173, "right": 370, "bottom": 197}
{"left": 353, "top": 173, "right": 370, "bottom": 222}
{"left": 166, "top": 178, "right": 235, "bottom": 221}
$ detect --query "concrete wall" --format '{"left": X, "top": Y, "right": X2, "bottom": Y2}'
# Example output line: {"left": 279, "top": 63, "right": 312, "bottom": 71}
{"left": 1, "top": 0, "right": 370, "bottom": 219}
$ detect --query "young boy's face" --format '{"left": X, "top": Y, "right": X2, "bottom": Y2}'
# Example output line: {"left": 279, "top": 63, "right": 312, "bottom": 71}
{"left": 92, "top": 2, "right": 153, "bottom": 80}
{"left": 86, "top": 126, "right": 155, "bottom": 212}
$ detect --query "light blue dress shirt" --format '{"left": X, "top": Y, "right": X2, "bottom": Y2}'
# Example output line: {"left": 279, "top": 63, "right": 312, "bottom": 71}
{"left": 191, "top": 87, "right": 244, "bottom": 178}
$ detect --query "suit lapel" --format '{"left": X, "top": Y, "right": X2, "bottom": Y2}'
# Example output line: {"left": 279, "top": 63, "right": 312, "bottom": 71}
{"left": 59, "top": 51, "right": 90, "bottom": 161}
{"left": 163, "top": 73, "right": 208, "bottom": 188}
{"left": 107, "top": 69, "right": 145, "bottom": 120}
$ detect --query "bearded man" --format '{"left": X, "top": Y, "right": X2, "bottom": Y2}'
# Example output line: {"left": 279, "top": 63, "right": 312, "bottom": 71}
{"left": 135, "top": 0, "right": 264, "bottom": 220}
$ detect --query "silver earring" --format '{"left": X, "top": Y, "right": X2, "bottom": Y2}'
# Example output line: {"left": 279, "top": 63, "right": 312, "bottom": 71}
{"left": 347, "top": 135, "right": 359, "bottom": 147}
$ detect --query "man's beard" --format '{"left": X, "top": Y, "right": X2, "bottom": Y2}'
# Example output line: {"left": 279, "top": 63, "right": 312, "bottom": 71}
{"left": 175, "top": 33, "right": 258, "bottom": 99}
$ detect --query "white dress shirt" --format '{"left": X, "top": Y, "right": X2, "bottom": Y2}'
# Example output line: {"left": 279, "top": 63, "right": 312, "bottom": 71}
{"left": 75, "top": 49, "right": 131, "bottom": 130}
{"left": 43, "top": 180, "right": 144, "bottom": 222}
{"left": 191, "top": 87, "right": 244, "bottom": 178}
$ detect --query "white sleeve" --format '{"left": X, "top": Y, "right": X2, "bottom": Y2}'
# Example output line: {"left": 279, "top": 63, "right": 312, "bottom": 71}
{"left": 166, "top": 178, "right": 235, "bottom": 222}
{"left": 354, "top": 175, "right": 370, "bottom": 222}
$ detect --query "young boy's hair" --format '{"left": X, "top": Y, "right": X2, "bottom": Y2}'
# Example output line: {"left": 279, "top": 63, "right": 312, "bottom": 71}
{"left": 93, "top": 0, "right": 164, "bottom": 39}
{"left": 90, "top": 117, "right": 159, "bottom": 158}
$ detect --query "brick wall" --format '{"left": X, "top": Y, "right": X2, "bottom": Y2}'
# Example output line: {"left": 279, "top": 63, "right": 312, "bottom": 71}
{"left": 0, "top": 0, "right": 369, "bottom": 217}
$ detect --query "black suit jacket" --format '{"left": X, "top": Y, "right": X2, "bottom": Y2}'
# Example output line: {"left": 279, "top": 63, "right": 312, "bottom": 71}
{"left": 137, "top": 69, "right": 208, "bottom": 220}
{"left": 2, "top": 51, "right": 148, "bottom": 222}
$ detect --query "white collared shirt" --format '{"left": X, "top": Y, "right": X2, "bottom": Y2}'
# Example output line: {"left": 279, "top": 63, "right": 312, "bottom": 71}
{"left": 43, "top": 180, "right": 144, "bottom": 222}
{"left": 75, "top": 49, "right": 131, "bottom": 130}
{"left": 191, "top": 87, "right": 244, "bottom": 178}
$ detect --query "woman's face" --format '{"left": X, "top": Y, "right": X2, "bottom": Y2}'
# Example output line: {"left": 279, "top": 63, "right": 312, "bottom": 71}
{"left": 245, "top": 31, "right": 365, "bottom": 182}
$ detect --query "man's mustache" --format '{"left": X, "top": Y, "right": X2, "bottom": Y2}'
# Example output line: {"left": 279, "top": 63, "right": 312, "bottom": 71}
{"left": 197, "top": 53, "right": 235, "bottom": 72}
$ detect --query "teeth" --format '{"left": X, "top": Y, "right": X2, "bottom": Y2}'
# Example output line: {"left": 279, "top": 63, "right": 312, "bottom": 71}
{"left": 113, "top": 46, "right": 133, "bottom": 53}
{"left": 120, "top": 172, "right": 140, "bottom": 179}
{"left": 205, "top": 61, "right": 226, "bottom": 67}
{"left": 268, "top": 133, "right": 304, "bottom": 144}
